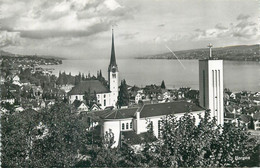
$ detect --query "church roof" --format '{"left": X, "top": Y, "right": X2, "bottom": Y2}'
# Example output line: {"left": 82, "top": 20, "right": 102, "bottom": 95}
{"left": 68, "top": 80, "right": 109, "bottom": 95}
{"left": 92, "top": 107, "right": 138, "bottom": 120}
{"left": 92, "top": 101, "right": 204, "bottom": 120}
{"left": 139, "top": 101, "right": 205, "bottom": 118}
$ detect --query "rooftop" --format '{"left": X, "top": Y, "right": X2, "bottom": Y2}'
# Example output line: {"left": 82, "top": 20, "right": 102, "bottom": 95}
{"left": 68, "top": 80, "right": 109, "bottom": 95}
{"left": 139, "top": 101, "right": 205, "bottom": 118}
{"left": 91, "top": 107, "right": 138, "bottom": 120}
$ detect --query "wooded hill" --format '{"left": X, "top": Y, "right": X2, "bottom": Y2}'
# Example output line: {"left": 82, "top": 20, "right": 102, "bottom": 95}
{"left": 137, "top": 44, "right": 259, "bottom": 61}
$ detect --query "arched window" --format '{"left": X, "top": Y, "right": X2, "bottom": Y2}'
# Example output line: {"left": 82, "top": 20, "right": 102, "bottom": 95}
{"left": 130, "top": 122, "right": 133, "bottom": 129}
{"left": 126, "top": 123, "right": 129, "bottom": 129}
{"left": 122, "top": 123, "right": 125, "bottom": 130}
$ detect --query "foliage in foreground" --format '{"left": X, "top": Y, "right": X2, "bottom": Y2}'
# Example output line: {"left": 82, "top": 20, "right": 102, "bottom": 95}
{"left": 140, "top": 111, "right": 257, "bottom": 167}
{"left": 2, "top": 104, "right": 258, "bottom": 167}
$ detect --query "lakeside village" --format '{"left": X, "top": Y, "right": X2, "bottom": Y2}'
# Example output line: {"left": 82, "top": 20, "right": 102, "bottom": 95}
{"left": 1, "top": 30, "right": 260, "bottom": 166}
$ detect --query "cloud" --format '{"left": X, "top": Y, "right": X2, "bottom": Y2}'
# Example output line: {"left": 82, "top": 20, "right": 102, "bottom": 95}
{"left": 232, "top": 14, "right": 258, "bottom": 39}
{"left": 0, "top": 0, "right": 134, "bottom": 40}
{"left": 19, "top": 22, "right": 111, "bottom": 39}
{"left": 215, "top": 23, "right": 228, "bottom": 30}
{"left": 158, "top": 24, "right": 165, "bottom": 27}
{"left": 104, "top": 0, "right": 122, "bottom": 10}
{"left": 192, "top": 14, "right": 259, "bottom": 41}
{"left": 237, "top": 14, "right": 250, "bottom": 20}
{"left": 235, "top": 20, "right": 256, "bottom": 29}
{"left": 120, "top": 32, "right": 139, "bottom": 40}
{"left": 0, "top": 31, "right": 20, "bottom": 48}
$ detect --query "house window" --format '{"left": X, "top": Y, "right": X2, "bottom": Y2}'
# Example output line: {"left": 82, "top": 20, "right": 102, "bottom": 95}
{"left": 104, "top": 95, "right": 106, "bottom": 98}
{"left": 126, "top": 123, "right": 129, "bottom": 129}
{"left": 104, "top": 100, "right": 106, "bottom": 106}
{"left": 122, "top": 123, "right": 125, "bottom": 130}
{"left": 112, "top": 74, "right": 116, "bottom": 78}
{"left": 76, "top": 96, "right": 78, "bottom": 100}
{"left": 130, "top": 122, "right": 132, "bottom": 129}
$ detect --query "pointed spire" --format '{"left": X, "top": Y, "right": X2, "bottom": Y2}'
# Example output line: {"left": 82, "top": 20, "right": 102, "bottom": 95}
{"left": 109, "top": 29, "right": 117, "bottom": 70}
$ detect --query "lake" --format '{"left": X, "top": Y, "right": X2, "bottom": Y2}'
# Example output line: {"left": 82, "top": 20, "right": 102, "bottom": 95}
{"left": 42, "top": 59, "right": 260, "bottom": 92}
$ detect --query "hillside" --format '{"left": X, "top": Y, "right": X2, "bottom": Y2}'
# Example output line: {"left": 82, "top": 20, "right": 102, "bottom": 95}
{"left": 0, "top": 50, "right": 65, "bottom": 60}
{"left": 137, "top": 44, "right": 260, "bottom": 61}
{"left": 0, "top": 50, "right": 62, "bottom": 65}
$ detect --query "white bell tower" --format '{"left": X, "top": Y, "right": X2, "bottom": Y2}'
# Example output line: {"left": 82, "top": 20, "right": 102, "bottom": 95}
{"left": 199, "top": 44, "right": 224, "bottom": 125}
{"left": 108, "top": 29, "right": 119, "bottom": 107}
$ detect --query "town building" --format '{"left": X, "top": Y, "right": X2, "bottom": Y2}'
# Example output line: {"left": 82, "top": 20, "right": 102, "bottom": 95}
{"left": 91, "top": 101, "right": 205, "bottom": 147}
{"left": 89, "top": 43, "right": 224, "bottom": 147}
{"left": 68, "top": 29, "right": 119, "bottom": 109}
{"left": 12, "top": 75, "right": 21, "bottom": 86}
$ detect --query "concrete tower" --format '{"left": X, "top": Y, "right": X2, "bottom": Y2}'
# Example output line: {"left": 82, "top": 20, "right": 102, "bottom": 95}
{"left": 199, "top": 44, "right": 224, "bottom": 125}
{"left": 108, "top": 29, "right": 119, "bottom": 107}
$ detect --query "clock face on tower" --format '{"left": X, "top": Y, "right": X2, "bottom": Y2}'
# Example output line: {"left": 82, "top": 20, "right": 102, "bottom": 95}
{"left": 112, "top": 67, "right": 116, "bottom": 73}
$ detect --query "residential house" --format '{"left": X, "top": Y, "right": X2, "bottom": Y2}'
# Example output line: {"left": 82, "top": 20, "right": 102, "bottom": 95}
{"left": 15, "top": 106, "right": 24, "bottom": 112}
{"left": 230, "top": 92, "right": 236, "bottom": 100}
{"left": 90, "top": 103, "right": 102, "bottom": 111}
{"left": 73, "top": 100, "right": 89, "bottom": 112}
{"left": 253, "top": 112, "right": 260, "bottom": 130}
{"left": 239, "top": 114, "right": 252, "bottom": 128}
{"left": 135, "top": 93, "right": 143, "bottom": 104}
{"left": 46, "top": 99, "right": 55, "bottom": 108}
{"left": 12, "top": 75, "right": 21, "bottom": 86}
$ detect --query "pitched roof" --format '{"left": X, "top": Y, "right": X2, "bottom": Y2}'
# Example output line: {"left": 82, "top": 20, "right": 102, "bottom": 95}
{"left": 92, "top": 107, "right": 138, "bottom": 120}
{"left": 139, "top": 101, "right": 204, "bottom": 118}
{"left": 73, "top": 100, "right": 87, "bottom": 109}
{"left": 68, "top": 80, "right": 109, "bottom": 95}
{"left": 91, "top": 101, "right": 204, "bottom": 120}
{"left": 253, "top": 112, "right": 260, "bottom": 120}
{"left": 225, "top": 112, "right": 237, "bottom": 119}
{"left": 239, "top": 114, "right": 252, "bottom": 123}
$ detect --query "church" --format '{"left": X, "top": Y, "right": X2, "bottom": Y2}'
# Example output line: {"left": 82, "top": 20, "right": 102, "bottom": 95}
{"left": 68, "top": 29, "right": 119, "bottom": 109}
{"left": 88, "top": 40, "right": 224, "bottom": 147}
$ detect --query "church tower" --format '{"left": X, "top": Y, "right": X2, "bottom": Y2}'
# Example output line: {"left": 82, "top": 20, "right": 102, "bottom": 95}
{"left": 199, "top": 44, "right": 224, "bottom": 125}
{"left": 108, "top": 29, "right": 119, "bottom": 107}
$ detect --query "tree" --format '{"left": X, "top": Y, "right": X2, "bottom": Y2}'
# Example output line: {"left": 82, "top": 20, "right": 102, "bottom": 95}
{"left": 99, "top": 69, "right": 102, "bottom": 78}
{"left": 2, "top": 102, "right": 88, "bottom": 167}
{"left": 117, "top": 79, "right": 129, "bottom": 108}
{"left": 141, "top": 111, "right": 257, "bottom": 167}
{"left": 161, "top": 80, "right": 166, "bottom": 89}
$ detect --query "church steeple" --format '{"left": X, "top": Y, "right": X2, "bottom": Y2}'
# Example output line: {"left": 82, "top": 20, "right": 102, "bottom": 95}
{"left": 109, "top": 29, "right": 118, "bottom": 71}
{"left": 108, "top": 28, "right": 119, "bottom": 108}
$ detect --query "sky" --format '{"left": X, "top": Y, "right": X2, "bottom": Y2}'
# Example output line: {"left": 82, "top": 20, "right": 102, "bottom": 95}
{"left": 0, "top": 0, "right": 259, "bottom": 59}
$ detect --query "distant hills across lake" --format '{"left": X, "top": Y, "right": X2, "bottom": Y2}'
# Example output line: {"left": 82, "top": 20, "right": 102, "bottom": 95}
{"left": 136, "top": 44, "right": 260, "bottom": 61}
{"left": 1, "top": 44, "right": 259, "bottom": 61}
{"left": 0, "top": 50, "right": 64, "bottom": 60}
